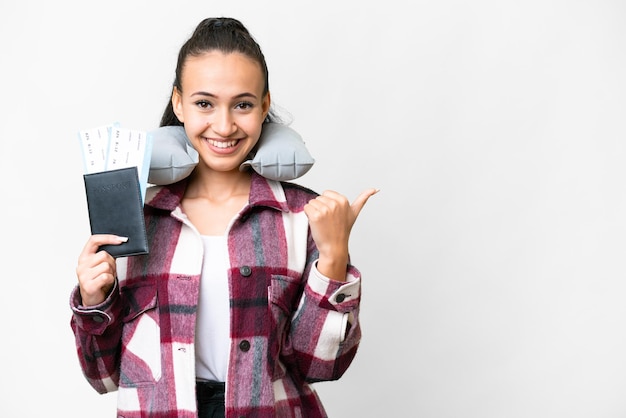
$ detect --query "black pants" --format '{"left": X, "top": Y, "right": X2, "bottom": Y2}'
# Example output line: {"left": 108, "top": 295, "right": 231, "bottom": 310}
{"left": 196, "top": 381, "right": 226, "bottom": 418}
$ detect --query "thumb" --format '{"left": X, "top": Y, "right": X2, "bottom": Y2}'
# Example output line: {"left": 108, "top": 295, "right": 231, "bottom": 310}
{"left": 350, "top": 188, "right": 380, "bottom": 218}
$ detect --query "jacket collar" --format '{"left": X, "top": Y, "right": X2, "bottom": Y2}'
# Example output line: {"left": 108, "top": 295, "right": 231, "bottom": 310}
{"left": 145, "top": 171, "right": 290, "bottom": 213}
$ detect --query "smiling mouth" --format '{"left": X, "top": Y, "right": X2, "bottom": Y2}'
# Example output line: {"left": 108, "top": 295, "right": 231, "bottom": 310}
{"left": 207, "top": 138, "right": 241, "bottom": 149}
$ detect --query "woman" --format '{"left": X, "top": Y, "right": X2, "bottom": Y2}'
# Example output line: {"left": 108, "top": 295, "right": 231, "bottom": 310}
{"left": 71, "top": 17, "right": 377, "bottom": 417}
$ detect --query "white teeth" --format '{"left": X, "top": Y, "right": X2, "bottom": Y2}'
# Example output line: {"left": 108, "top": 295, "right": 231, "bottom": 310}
{"left": 208, "top": 139, "right": 238, "bottom": 148}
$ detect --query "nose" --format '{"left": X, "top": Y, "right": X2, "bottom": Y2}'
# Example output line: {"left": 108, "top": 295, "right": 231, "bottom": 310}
{"left": 211, "top": 107, "right": 237, "bottom": 137}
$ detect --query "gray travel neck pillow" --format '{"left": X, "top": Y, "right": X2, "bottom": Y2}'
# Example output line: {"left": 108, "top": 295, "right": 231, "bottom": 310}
{"left": 148, "top": 122, "right": 315, "bottom": 185}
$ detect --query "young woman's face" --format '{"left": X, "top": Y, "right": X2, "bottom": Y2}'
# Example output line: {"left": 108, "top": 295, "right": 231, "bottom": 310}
{"left": 172, "top": 51, "right": 270, "bottom": 173}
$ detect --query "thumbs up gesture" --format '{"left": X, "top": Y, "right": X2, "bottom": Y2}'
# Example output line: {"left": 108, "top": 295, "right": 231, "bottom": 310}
{"left": 304, "top": 188, "right": 379, "bottom": 281}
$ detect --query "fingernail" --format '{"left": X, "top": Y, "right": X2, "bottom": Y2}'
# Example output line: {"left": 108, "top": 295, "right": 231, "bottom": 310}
{"left": 118, "top": 236, "right": 129, "bottom": 243}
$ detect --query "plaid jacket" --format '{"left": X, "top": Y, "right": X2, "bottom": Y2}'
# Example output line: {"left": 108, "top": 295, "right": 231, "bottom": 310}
{"left": 70, "top": 172, "right": 362, "bottom": 417}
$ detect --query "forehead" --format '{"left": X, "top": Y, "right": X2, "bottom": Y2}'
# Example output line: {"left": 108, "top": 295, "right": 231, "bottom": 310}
{"left": 180, "top": 51, "right": 264, "bottom": 95}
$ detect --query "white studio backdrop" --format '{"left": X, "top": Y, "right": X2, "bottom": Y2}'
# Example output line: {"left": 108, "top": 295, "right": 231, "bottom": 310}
{"left": 1, "top": 1, "right": 625, "bottom": 417}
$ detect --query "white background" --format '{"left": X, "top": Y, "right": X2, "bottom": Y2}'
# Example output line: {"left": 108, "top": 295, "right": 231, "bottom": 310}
{"left": 1, "top": 1, "right": 626, "bottom": 417}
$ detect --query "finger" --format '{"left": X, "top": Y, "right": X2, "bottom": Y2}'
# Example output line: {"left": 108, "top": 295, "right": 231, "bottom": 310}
{"left": 305, "top": 197, "right": 332, "bottom": 214}
{"left": 90, "top": 258, "right": 116, "bottom": 278}
{"left": 350, "top": 188, "right": 380, "bottom": 217}
{"left": 80, "top": 270, "right": 117, "bottom": 307}
{"left": 319, "top": 190, "right": 344, "bottom": 200}
{"left": 76, "top": 253, "right": 116, "bottom": 282}
{"left": 81, "top": 269, "right": 115, "bottom": 292}
{"left": 304, "top": 193, "right": 334, "bottom": 215}
{"left": 311, "top": 191, "right": 349, "bottom": 210}
{"left": 80, "top": 234, "right": 129, "bottom": 258}
{"left": 303, "top": 200, "right": 324, "bottom": 222}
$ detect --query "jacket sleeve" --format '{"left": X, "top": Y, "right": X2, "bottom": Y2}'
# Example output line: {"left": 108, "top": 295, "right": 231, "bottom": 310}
{"left": 285, "top": 239, "right": 362, "bottom": 383}
{"left": 69, "top": 280, "right": 124, "bottom": 394}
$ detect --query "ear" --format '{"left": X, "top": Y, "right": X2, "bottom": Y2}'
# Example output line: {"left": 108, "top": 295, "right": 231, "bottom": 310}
{"left": 262, "top": 91, "right": 271, "bottom": 119}
{"left": 172, "top": 87, "right": 184, "bottom": 123}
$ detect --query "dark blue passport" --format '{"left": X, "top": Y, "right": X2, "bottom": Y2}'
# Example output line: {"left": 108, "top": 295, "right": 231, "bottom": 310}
{"left": 83, "top": 167, "right": 149, "bottom": 257}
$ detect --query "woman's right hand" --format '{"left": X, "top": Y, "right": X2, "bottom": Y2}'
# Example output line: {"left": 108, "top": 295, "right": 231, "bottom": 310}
{"left": 76, "top": 235, "right": 128, "bottom": 307}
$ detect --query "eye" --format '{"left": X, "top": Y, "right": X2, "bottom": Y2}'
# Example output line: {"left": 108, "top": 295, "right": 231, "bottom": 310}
{"left": 235, "top": 101, "right": 254, "bottom": 111}
{"left": 194, "top": 100, "right": 212, "bottom": 109}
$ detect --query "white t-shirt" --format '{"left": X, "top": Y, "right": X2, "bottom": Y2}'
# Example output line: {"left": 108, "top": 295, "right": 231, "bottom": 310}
{"left": 195, "top": 235, "right": 230, "bottom": 382}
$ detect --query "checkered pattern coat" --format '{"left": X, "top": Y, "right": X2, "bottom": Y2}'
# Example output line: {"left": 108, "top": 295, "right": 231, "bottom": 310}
{"left": 70, "top": 172, "right": 362, "bottom": 417}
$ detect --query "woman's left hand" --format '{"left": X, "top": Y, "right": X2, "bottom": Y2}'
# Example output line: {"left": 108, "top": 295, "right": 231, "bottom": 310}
{"left": 304, "top": 188, "right": 378, "bottom": 281}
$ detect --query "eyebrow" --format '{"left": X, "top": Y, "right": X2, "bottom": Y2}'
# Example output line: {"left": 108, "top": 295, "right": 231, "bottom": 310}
{"left": 190, "top": 91, "right": 258, "bottom": 100}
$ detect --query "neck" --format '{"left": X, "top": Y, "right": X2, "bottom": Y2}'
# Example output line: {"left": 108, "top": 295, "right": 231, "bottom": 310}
{"left": 185, "top": 167, "right": 252, "bottom": 202}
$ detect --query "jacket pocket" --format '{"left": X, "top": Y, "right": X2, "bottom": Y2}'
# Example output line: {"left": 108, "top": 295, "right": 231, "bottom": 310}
{"left": 119, "top": 280, "right": 161, "bottom": 387}
{"left": 268, "top": 274, "right": 304, "bottom": 379}
{"left": 269, "top": 274, "right": 303, "bottom": 315}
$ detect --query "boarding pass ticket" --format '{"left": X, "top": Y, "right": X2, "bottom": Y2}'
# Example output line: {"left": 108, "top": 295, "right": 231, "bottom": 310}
{"left": 78, "top": 124, "right": 153, "bottom": 202}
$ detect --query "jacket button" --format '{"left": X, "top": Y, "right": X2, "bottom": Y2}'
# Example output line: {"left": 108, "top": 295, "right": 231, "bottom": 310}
{"left": 240, "top": 266, "right": 252, "bottom": 277}
{"left": 336, "top": 293, "right": 346, "bottom": 303}
{"left": 92, "top": 316, "right": 104, "bottom": 323}
{"left": 239, "top": 340, "right": 251, "bottom": 352}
